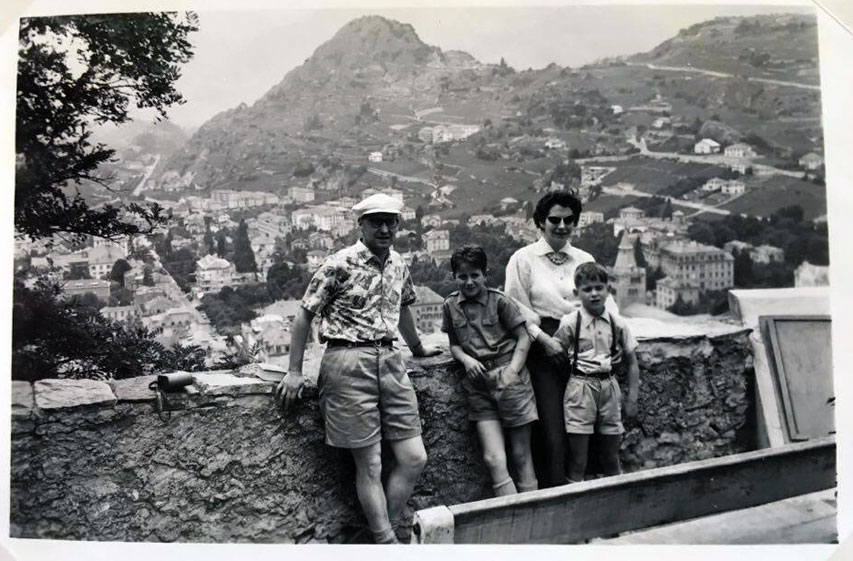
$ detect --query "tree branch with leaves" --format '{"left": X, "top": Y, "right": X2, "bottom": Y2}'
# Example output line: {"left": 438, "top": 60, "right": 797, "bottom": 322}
{"left": 15, "top": 12, "right": 198, "bottom": 241}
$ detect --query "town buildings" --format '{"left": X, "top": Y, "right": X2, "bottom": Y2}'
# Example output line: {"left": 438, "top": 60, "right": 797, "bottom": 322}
{"left": 724, "top": 143, "right": 757, "bottom": 158}
{"left": 423, "top": 229, "right": 450, "bottom": 253}
{"left": 798, "top": 152, "right": 824, "bottom": 170}
{"left": 658, "top": 240, "right": 734, "bottom": 293}
{"left": 694, "top": 138, "right": 721, "bottom": 154}
{"left": 210, "top": 189, "right": 278, "bottom": 209}
{"left": 196, "top": 254, "right": 236, "bottom": 295}
{"left": 288, "top": 186, "right": 315, "bottom": 203}
{"left": 578, "top": 211, "right": 605, "bottom": 228}
{"left": 410, "top": 285, "right": 444, "bottom": 334}
{"left": 61, "top": 279, "right": 111, "bottom": 301}
{"left": 794, "top": 261, "right": 829, "bottom": 287}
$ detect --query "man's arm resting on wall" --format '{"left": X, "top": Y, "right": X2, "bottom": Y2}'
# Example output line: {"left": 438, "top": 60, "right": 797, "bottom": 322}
{"left": 399, "top": 305, "right": 441, "bottom": 357}
{"left": 275, "top": 306, "right": 315, "bottom": 412}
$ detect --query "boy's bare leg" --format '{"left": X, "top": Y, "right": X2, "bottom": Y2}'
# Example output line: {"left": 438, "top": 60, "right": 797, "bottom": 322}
{"left": 476, "top": 420, "right": 516, "bottom": 495}
{"left": 566, "top": 434, "right": 590, "bottom": 483}
{"left": 598, "top": 434, "right": 622, "bottom": 476}
{"left": 506, "top": 423, "right": 538, "bottom": 492}
{"left": 385, "top": 435, "right": 428, "bottom": 540}
{"left": 351, "top": 442, "right": 396, "bottom": 543}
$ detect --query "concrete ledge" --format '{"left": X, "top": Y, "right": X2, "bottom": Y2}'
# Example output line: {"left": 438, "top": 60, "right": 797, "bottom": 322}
{"left": 193, "top": 373, "right": 273, "bottom": 396}
{"left": 33, "top": 379, "right": 117, "bottom": 411}
{"left": 109, "top": 375, "right": 158, "bottom": 402}
{"left": 12, "top": 381, "right": 34, "bottom": 416}
{"left": 729, "top": 287, "right": 831, "bottom": 328}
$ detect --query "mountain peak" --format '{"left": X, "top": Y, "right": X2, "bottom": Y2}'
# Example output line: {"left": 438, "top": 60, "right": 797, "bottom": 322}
{"left": 310, "top": 15, "right": 434, "bottom": 65}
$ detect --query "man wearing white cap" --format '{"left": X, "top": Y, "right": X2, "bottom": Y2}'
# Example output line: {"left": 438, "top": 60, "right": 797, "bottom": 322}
{"left": 276, "top": 192, "right": 440, "bottom": 544}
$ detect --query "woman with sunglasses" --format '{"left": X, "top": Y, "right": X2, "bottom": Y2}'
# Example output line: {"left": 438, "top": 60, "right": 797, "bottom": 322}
{"left": 504, "top": 190, "right": 607, "bottom": 488}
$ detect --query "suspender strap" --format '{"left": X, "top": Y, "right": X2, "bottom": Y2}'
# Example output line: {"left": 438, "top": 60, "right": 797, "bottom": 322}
{"left": 610, "top": 314, "right": 618, "bottom": 358}
{"left": 571, "top": 311, "right": 581, "bottom": 378}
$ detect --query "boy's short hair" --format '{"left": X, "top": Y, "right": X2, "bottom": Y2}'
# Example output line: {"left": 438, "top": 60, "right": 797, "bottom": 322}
{"left": 450, "top": 244, "right": 488, "bottom": 274}
{"left": 574, "top": 261, "right": 609, "bottom": 287}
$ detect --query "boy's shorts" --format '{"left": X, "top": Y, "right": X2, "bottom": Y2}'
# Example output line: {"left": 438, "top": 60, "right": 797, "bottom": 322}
{"left": 318, "top": 345, "right": 422, "bottom": 449}
{"left": 460, "top": 362, "right": 538, "bottom": 428}
{"left": 564, "top": 375, "right": 624, "bottom": 435}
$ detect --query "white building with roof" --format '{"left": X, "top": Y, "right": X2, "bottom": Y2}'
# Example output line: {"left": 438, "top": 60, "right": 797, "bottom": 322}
{"left": 288, "top": 186, "right": 315, "bottom": 203}
{"left": 694, "top": 138, "right": 721, "bottom": 154}
{"left": 196, "top": 254, "right": 236, "bottom": 295}
{"left": 798, "top": 153, "right": 824, "bottom": 170}
{"left": 410, "top": 285, "right": 444, "bottom": 334}
{"left": 423, "top": 229, "right": 450, "bottom": 253}
{"left": 724, "top": 143, "right": 756, "bottom": 158}
{"left": 578, "top": 211, "right": 604, "bottom": 228}
{"left": 794, "top": 261, "right": 829, "bottom": 287}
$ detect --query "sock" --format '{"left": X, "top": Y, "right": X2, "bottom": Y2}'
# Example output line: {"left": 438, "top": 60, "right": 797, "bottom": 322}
{"left": 372, "top": 526, "right": 399, "bottom": 544}
{"left": 517, "top": 478, "right": 539, "bottom": 493}
{"left": 492, "top": 477, "right": 518, "bottom": 497}
{"left": 391, "top": 517, "right": 413, "bottom": 544}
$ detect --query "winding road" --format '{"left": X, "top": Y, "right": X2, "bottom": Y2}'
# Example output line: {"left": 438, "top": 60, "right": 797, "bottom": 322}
{"left": 630, "top": 62, "right": 821, "bottom": 91}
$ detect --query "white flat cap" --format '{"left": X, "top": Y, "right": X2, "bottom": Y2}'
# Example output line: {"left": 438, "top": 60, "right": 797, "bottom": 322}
{"left": 352, "top": 193, "right": 403, "bottom": 217}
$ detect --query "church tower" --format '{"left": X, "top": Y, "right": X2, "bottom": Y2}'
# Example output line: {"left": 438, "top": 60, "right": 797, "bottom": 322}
{"left": 610, "top": 230, "right": 647, "bottom": 311}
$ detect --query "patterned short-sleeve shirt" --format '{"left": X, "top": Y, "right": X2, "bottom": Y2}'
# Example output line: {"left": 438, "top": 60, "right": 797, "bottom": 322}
{"left": 301, "top": 240, "right": 416, "bottom": 342}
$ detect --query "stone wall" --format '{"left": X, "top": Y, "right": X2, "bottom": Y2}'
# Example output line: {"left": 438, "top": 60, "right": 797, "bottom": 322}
{"left": 10, "top": 318, "right": 753, "bottom": 543}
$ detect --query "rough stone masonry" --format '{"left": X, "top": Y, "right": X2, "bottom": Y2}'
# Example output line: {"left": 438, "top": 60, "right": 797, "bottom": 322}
{"left": 10, "top": 318, "right": 753, "bottom": 543}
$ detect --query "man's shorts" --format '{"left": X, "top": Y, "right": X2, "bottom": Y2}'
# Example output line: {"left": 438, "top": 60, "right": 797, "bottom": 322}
{"left": 317, "top": 345, "right": 422, "bottom": 449}
{"left": 563, "top": 375, "right": 624, "bottom": 435}
{"left": 460, "top": 364, "right": 538, "bottom": 428}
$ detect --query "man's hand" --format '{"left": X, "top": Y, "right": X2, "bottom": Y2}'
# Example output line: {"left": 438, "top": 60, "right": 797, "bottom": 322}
{"left": 624, "top": 394, "right": 638, "bottom": 421}
{"left": 412, "top": 343, "right": 441, "bottom": 358}
{"left": 537, "top": 334, "right": 568, "bottom": 366}
{"left": 462, "top": 356, "right": 487, "bottom": 384}
{"left": 275, "top": 370, "right": 304, "bottom": 413}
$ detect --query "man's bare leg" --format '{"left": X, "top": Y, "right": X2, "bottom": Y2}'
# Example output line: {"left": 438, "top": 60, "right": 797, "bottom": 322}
{"left": 351, "top": 442, "right": 397, "bottom": 544}
{"left": 385, "top": 435, "right": 428, "bottom": 542}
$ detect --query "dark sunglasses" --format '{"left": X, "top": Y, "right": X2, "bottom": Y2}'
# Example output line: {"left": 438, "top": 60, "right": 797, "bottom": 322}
{"left": 545, "top": 216, "right": 575, "bottom": 226}
{"left": 365, "top": 215, "right": 399, "bottom": 228}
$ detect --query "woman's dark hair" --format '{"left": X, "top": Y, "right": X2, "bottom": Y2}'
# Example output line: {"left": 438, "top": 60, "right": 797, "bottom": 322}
{"left": 532, "top": 191, "right": 583, "bottom": 229}
{"left": 450, "top": 244, "right": 488, "bottom": 274}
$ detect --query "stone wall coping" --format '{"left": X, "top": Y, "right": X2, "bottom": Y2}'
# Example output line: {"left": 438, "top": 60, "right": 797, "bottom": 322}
{"left": 12, "top": 316, "right": 750, "bottom": 418}
{"left": 33, "top": 378, "right": 117, "bottom": 411}
{"left": 12, "top": 381, "right": 34, "bottom": 416}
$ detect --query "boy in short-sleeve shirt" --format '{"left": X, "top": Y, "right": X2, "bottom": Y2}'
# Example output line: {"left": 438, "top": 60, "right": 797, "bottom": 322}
{"left": 442, "top": 245, "right": 539, "bottom": 496}
{"left": 553, "top": 262, "right": 640, "bottom": 482}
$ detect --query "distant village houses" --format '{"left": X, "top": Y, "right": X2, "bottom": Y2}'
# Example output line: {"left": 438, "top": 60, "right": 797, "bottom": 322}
{"left": 724, "top": 143, "right": 756, "bottom": 159}
{"left": 694, "top": 138, "right": 721, "bottom": 154}
{"left": 578, "top": 211, "right": 605, "bottom": 228}
{"left": 798, "top": 152, "right": 824, "bottom": 170}
{"left": 196, "top": 254, "right": 236, "bottom": 295}
{"left": 423, "top": 229, "right": 450, "bottom": 253}
{"left": 794, "top": 261, "right": 829, "bottom": 287}
{"left": 288, "top": 186, "right": 315, "bottom": 203}
{"left": 409, "top": 286, "right": 444, "bottom": 334}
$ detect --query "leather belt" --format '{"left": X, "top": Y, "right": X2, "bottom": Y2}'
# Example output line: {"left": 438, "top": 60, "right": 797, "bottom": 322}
{"left": 326, "top": 338, "right": 395, "bottom": 349}
{"left": 572, "top": 371, "right": 613, "bottom": 380}
{"left": 480, "top": 352, "right": 514, "bottom": 370}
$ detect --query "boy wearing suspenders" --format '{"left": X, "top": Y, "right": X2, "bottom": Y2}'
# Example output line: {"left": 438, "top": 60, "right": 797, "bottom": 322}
{"left": 552, "top": 262, "right": 640, "bottom": 483}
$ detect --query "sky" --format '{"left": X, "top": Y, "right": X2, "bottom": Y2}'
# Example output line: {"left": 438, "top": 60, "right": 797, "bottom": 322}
{"left": 161, "top": 4, "right": 815, "bottom": 131}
